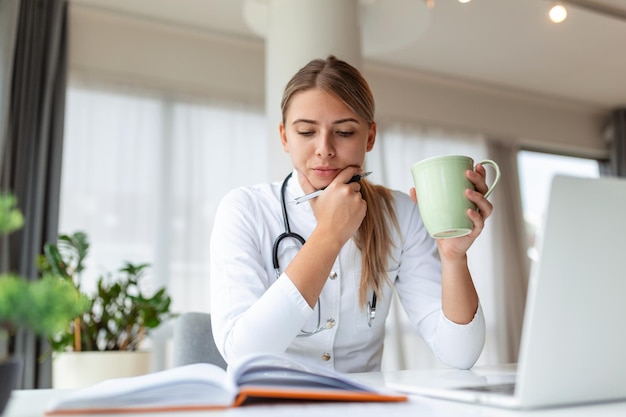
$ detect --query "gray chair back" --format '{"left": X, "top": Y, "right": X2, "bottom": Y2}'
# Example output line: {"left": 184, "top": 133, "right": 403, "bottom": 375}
{"left": 172, "top": 312, "right": 227, "bottom": 369}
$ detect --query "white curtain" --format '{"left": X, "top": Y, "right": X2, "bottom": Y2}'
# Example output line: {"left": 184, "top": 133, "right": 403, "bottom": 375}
{"left": 61, "top": 82, "right": 521, "bottom": 371}
{"left": 61, "top": 82, "right": 269, "bottom": 306}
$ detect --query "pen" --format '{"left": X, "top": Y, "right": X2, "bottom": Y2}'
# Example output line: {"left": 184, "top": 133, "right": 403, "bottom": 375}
{"left": 292, "top": 171, "right": 372, "bottom": 205}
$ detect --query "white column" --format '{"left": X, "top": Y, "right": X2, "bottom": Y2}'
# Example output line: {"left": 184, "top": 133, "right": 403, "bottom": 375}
{"left": 244, "top": 0, "right": 431, "bottom": 180}
{"left": 261, "top": 0, "right": 363, "bottom": 180}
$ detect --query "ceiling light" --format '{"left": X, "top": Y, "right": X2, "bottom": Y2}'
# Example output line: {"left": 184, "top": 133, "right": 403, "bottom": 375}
{"left": 458, "top": 0, "right": 472, "bottom": 4}
{"left": 549, "top": 4, "right": 568, "bottom": 23}
{"left": 548, "top": 0, "right": 626, "bottom": 23}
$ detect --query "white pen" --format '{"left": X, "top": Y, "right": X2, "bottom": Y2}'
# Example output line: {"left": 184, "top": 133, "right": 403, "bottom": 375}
{"left": 292, "top": 172, "right": 372, "bottom": 205}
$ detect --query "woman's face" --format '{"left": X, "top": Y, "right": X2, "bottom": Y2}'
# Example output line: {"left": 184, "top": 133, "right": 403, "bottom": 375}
{"left": 280, "top": 88, "right": 376, "bottom": 191}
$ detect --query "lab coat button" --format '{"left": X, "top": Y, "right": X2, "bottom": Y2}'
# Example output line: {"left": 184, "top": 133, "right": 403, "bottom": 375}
{"left": 321, "top": 352, "right": 331, "bottom": 361}
{"left": 329, "top": 271, "right": 338, "bottom": 280}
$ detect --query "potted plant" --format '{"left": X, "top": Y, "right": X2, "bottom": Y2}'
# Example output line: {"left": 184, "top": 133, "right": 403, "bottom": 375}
{"left": 0, "top": 194, "right": 89, "bottom": 414}
{"left": 37, "top": 231, "right": 175, "bottom": 388}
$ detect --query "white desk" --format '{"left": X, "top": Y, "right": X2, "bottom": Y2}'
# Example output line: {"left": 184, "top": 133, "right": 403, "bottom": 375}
{"left": 4, "top": 366, "right": 626, "bottom": 417}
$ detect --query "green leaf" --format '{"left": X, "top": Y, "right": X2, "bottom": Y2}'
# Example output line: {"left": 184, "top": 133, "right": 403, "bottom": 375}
{"left": 0, "top": 194, "right": 24, "bottom": 235}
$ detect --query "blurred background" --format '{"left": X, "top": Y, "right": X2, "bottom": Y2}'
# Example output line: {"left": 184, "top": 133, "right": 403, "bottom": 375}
{"left": 2, "top": 0, "right": 623, "bottom": 387}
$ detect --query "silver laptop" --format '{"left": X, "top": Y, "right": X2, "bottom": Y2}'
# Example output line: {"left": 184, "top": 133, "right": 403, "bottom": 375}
{"left": 388, "top": 174, "right": 626, "bottom": 409}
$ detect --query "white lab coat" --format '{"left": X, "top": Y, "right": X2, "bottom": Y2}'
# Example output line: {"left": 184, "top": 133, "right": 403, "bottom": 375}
{"left": 210, "top": 171, "right": 485, "bottom": 373}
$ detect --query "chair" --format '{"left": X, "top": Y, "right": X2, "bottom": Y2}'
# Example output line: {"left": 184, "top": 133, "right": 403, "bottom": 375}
{"left": 172, "top": 312, "right": 227, "bottom": 369}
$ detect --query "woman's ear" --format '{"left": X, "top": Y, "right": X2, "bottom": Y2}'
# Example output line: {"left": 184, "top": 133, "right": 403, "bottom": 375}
{"left": 279, "top": 122, "right": 289, "bottom": 153}
{"left": 366, "top": 122, "right": 376, "bottom": 152}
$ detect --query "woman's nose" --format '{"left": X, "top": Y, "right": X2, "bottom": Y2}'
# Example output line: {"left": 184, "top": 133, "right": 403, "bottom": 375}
{"left": 316, "top": 132, "right": 335, "bottom": 157}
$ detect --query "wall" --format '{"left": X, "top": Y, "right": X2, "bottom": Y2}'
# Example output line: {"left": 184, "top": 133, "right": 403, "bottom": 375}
{"left": 68, "top": 5, "right": 265, "bottom": 104}
{"left": 367, "top": 65, "right": 607, "bottom": 158}
{"left": 68, "top": 4, "right": 609, "bottom": 162}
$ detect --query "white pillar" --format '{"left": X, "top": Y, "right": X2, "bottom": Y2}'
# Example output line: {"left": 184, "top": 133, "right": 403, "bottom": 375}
{"left": 244, "top": 0, "right": 431, "bottom": 181}
{"left": 253, "top": 0, "right": 363, "bottom": 180}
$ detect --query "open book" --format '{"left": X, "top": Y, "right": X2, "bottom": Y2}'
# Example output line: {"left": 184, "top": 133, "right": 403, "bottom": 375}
{"left": 45, "top": 353, "right": 407, "bottom": 414}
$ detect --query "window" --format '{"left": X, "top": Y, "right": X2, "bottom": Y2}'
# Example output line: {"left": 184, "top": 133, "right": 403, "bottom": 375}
{"left": 517, "top": 150, "right": 600, "bottom": 261}
{"left": 59, "top": 84, "right": 269, "bottom": 312}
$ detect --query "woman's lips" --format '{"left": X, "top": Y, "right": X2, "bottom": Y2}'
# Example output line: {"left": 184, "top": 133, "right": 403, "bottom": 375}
{"left": 312, "top": 168, "right": 339, "bottom": 178}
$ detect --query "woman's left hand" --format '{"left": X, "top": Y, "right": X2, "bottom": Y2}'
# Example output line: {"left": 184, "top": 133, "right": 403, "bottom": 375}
{"left": 410, "top": 163, "right": 494, "bottom": 260}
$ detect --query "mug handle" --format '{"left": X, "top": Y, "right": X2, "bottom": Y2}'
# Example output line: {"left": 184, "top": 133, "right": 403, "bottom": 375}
{"left": 476, "top": 159, "right": 501, "bottom": 199}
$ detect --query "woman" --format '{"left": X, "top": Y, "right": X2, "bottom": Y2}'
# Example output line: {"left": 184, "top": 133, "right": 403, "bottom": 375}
{"left": 210, "top": 55, "right": 491, "bottom": 373}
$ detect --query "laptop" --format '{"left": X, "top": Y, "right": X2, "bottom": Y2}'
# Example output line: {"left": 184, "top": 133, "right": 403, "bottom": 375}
{"left": 388, "top": 174, "right": 626, "bottom": 409}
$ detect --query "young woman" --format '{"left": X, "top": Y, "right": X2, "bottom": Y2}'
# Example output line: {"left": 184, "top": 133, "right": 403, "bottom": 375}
{"left": 210, "top": 55, "right": 492, "bottom": 373}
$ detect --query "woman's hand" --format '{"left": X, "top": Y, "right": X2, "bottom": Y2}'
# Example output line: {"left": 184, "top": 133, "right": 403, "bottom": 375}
{"left": 298, "top": 167, "right": 367, "bottom": 247}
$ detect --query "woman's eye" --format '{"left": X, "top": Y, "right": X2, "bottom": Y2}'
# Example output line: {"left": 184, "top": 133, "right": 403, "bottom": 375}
{"left": 297, "top": 131, "right": 314, "bottom": 137}
{"left": 337, "top": 131, "right": 355, "bottom": 137}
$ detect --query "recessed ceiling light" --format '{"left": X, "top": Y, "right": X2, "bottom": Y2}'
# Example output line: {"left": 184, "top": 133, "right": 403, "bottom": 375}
{"left": 549, "top": 4, "right": 568, "bottom": 23}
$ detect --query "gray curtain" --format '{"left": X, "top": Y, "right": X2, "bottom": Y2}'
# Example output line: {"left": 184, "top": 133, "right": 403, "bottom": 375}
{"left": 0, "top": 0, "right": 21, "bottom": 180}
{"left": 486, "top": 140, "right": 530, "bottom": 363}
{"left": 0, "top": 0, "right": 68, "bottom": 389}
{"left": 601, "top": 108, "right": 626, "bottom": 178}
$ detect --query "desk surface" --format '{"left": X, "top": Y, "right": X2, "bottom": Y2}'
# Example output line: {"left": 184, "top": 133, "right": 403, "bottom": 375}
{"left": 4, "top": 365, "right": 626, "bottom": 417}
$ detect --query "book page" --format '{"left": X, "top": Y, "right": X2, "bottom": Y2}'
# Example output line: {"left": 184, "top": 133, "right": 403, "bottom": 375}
{"left": 228, "top": 353, "right": 401, "bottom": 394}
{"left": 46, "top": 363, "right": 237, "bottom": 413}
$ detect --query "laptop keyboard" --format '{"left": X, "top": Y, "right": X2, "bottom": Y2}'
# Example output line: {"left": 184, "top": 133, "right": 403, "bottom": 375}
{"left": 459, "top": 382, "right": 516, "bottom": 395}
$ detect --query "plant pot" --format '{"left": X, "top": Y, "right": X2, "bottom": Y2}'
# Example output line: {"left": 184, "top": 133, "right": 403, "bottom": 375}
{"left": 52, "top": 351, "right": 151, "bottom": 389}
{"left": 0, "top": 358, "right": 20, "bottom": 415}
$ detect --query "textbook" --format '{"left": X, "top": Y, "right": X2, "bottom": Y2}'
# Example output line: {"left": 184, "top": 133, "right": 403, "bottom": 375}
{"left": 45, "top": 353, "right": 407, "bottom": 414}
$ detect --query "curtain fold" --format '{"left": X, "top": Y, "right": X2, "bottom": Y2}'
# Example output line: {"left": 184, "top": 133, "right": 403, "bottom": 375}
{"left": 485, "top": 140, "right": 529, "bottom": 362}
{"left": 0, "top": 0, "right": 68, "bottom": 389}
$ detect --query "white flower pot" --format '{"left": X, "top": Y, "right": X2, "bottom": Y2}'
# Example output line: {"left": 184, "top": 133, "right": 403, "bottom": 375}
{"left": 52, "top": 351, "right": 151, "bottom": 389}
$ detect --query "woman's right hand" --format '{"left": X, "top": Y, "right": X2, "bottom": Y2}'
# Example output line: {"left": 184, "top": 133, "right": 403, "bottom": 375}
{"left": 298, "top": 167, "right": 367, "bottom": 247}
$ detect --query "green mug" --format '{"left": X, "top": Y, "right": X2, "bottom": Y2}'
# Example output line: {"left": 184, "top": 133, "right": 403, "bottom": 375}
{"left": 411, "top": 155, "right": 501, "bottom": 239}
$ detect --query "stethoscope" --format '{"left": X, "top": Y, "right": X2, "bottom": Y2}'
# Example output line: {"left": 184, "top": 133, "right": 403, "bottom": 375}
{"left": 272, "top": 173, "right": 377, "bottom": 336}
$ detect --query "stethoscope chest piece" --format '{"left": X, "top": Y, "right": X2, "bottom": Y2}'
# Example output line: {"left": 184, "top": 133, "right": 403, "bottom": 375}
{"left": 367, "top": 295, "right": 377, "bottom": 327}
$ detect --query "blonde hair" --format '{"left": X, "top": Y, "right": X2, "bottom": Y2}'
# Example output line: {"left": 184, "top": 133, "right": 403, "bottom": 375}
{"left": 281, "top": 55, "right": 399, "bottom": 306}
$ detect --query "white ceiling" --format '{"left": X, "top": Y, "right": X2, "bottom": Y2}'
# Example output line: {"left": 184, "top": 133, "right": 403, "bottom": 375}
{"left": 70, "top": 0, "right": 626, "bottom": 110}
